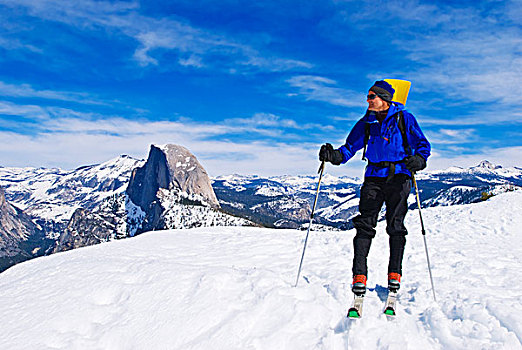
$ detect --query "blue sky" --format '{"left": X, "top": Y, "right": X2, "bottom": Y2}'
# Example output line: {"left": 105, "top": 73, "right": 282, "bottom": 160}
{"left": 0, "top": 0, "right": 521, "bottom": 177}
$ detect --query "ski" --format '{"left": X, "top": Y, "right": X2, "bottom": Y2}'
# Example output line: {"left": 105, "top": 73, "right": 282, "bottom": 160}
{"left": 383, "top": 291, "right": 398, "bottom": 317}
{"left": 347, "top": 295, "right": 364, "bottom": 319}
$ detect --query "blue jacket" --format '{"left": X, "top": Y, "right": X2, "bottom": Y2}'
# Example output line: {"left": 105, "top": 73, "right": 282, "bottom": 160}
{"left": 338, "top": 103, "right": 431, "bottom": 178}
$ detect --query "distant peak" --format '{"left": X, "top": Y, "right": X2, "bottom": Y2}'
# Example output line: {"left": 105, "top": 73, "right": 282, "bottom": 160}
{"left": 154, "top": 144, "right": 190, "bottom": 154}
{"left": 476, "top": 160, "right": 501, "bottom": 170}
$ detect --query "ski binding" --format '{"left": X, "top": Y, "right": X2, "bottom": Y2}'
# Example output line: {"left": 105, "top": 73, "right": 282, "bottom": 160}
{"left": 347, "top": 295, "right": 364, "bottom": 319}
{"left": 383, "top": 291, "right": 398, "bottom": 317}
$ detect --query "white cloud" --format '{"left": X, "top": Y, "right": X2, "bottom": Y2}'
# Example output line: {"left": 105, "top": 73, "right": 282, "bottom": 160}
{"left": 0, "top": 103, "right": 518, "bottom": 176}
{"left": 404, "top": 31, "right": 522, "bottom": 105}
{"left": 0, "top": 101, "right": 334, "bottom": 175}
{"left": 1, "top": 0, "right": 312, "bottom": 73}
{"left": 128, "top": 22, "right": 312, "bottom": 71}
{"left": 0, "top": 0, "right": 139, "bottom": 23}
{"left": 344, "top": 0, "right": 446, "bottom": 27}
{"left": 416, "top": 108, "right": 522, "bottom": 126}
{"left": 239, "top": 55, "right": 313, "bottom": 72}
{"left": 287, "top": 75, "right": 364, "bottom": 107}
{"left": 0, "top": 100, "right": 46, "bottom": 119}
{"left": 0, "top": 81, "right": 110, "bottom": 105}
{"left": 396, "top": 7, "right": 521, "bottom": 106}
{"left": 178, "top": 55, "right": 205, "bottom": 68}
{"left": 133, "top": 47, "right": 158, "bottom": 66}
{"left": 0, "top": 37, "right": 42, "bottom": 53}
{"left": 333, "top": 1, "right": 522, "bottom": 109}
{"left": 0, "top": 119, "right": 327, "bottom": 177}
{"left": 426, "top": 128, "right": 478, "bottom": 145}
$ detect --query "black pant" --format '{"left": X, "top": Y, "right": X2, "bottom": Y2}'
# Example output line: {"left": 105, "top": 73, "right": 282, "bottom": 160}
{"left": 351, "top": 174, "right": 411, "bottom": 278}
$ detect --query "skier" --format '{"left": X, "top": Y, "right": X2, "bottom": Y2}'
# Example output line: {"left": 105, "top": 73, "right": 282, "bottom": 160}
{"left": 319, "top": 80, "right": 431, "bottom": 299}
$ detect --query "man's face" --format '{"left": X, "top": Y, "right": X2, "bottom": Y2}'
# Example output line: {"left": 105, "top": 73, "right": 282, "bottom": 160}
{"left": 367, "top": 92, "right": 388, "bottom": 111}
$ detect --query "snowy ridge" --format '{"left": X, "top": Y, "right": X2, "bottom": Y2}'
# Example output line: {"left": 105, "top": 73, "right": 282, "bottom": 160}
{"left": 0, "top": 155, "right": 144, "bottom": 226}
{"left": 213, "top": 161, "right": 522, "bottom": 229}
{"left": 212, "top": 173, "right": 363, "bottom": 229}
{"left": 157, "top": 188, "right": 253, "bottom": 229}
{"left": 427, "top": 160, "right": 521, "bottom": 178}
{"left": 1, "top": 159, "right": 520, "bottom": 233}
{"left": 1, "top": 191, "right": 521, "bottom": 349}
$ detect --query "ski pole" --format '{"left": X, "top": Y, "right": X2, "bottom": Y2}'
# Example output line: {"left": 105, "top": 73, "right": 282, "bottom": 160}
{"left": 412, "top": 174, "right": 437, "bottom": 302}
{"left": 295, "top": 161, "right": 325, "bottom": 287}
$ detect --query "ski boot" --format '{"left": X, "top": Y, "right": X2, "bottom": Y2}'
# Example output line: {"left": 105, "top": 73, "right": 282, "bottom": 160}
{"left": 388, "top": 272, "right": 401, "bottom": 293}
{"left": 352, "top": 274, "right": 367, "bottom": 296}
{"left": 384, "top": 273, "right": 401, "bottom": 317}
{"left": 348, "top": 275, "right": 367, "bottom": 318}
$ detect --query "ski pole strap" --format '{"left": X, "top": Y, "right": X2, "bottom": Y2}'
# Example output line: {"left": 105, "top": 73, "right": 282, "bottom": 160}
{"left": 367, "top": 160, "right": 404, "bottom": 182}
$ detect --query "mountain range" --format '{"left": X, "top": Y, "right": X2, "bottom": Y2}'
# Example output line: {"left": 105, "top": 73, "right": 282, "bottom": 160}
{"left": 0, "top": 143, "right": 521, "bottom": 272}
{"left": 0, "top": 144, "right": 252, "bottom": 271}
{"left": 213, "top": 160, "right": 522, "bottom": 229}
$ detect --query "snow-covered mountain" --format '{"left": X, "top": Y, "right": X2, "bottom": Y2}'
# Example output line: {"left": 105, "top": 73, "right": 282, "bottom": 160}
{"left": 0, "top": 144, "right": 253, "bottom": 270}
{"left": 0, "top": 155, "right": 520, "bottom": 271}
{"left": 126, "top": 144, "right": 229, "bottom": 234}
{"left": 1, "top": 191, "right": 520, "bottom": 349}
{"left": 3, "top": 157, "right": 519, "bottom": 234}
{"left": 212, "top": 161, "right": 522, "bottom": 229}
{"left": 212, "top": 173, "right": 362, "bottom": 229}
{"left": 0, "top": 155, "right": 144, "bottom": 236}
{"left": 419, "top": 160, "right": 522, "bottom": 207}
{"left": 50, "top": 144, "right": 253, "bottom": 253}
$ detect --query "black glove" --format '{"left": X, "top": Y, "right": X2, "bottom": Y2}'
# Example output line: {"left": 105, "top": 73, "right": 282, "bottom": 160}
{"left": 404, "top": 154, "right": 426, "bottom": 172}
{"left": 319, "top": 143, "right": 343, "bottom": 165}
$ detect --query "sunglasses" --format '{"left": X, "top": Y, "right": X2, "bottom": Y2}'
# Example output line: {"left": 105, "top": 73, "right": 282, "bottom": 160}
{"left": 366, "top": 94, "right": 379, "bottom": 100}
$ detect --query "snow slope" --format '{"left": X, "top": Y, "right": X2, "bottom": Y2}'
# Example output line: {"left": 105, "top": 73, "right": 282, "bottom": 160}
{"left": 1, "top": 191, "right": 521, "bottom": 349}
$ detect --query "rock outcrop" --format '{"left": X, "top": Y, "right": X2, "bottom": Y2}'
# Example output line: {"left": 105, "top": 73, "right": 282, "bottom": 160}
{"left": 54, "top": 208, "right": 116, "bottom": 253}
{"left": 126, "top": 144, "right": 222, "bottom": 232}
{"left": 160, "top": 144, "right": 219, "bottom": 208}
{"left": 0, "top": 186, "right": 52, "bottom": 272}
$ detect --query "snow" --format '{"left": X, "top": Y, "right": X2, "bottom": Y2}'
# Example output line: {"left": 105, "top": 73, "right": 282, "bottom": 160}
{"left": 272, "top": 174, "right": 362, "bottom": 188}
{"left": 214, "top": 175, "right": 257, "bottom": 192}
{"left": 123, "top": 195, "right": 145, "bottom": 237}
{"left": 214, "top": 174, "right": 260, "bottom": 182}
{"left": 446, "top": 185, "right": 475, "bottom": 192}
{"left": 1, "top": 192, "right": 521, "bottom": 349}
{"left": 157, "top": 188, "right": 252, "bottom": 228}
{"left": 254, "top": 185, "right": 288, "bottom": 197}
{"left": 218, "top": 199, "right": 246, "bottom": 209}
{"left": 316, "top": 196, "right": 359, "bottom": 219}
